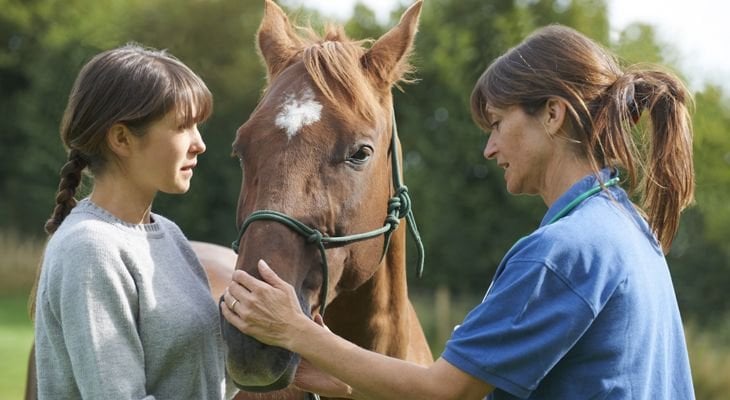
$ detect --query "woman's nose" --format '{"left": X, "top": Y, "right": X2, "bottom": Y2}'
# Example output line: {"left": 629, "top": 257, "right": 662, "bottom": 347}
{"left": 483, "top": 136, "right": 497, "bottom": 160}
{"left": 192, "top": 127, "right": 206, "bottom": 154}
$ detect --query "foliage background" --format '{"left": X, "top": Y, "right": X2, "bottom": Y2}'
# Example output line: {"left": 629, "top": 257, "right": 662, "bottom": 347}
{"left": 1, "top": 0, "right": 729, "bottom": 397}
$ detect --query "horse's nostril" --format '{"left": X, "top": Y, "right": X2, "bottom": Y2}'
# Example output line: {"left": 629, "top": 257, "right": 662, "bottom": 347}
{"left": 222, "top": 321, "right": 299, "bottom": 391}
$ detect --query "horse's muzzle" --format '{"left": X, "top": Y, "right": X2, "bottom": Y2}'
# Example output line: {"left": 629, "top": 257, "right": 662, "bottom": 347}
{"left": 221, "top": 319, "right": 300, "bottom": 391}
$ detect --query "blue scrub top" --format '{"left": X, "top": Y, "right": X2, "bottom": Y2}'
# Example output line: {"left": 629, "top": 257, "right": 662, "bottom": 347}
{"left": 442, "top": 169, "right": 694, "bottom": 399}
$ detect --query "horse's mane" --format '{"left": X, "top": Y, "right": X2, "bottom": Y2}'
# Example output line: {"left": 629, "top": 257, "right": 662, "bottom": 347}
{"left": 282, "top": 24, "right": 414, "bottom": 122}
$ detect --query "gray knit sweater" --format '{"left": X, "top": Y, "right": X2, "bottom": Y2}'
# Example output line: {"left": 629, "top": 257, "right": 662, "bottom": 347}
{"left": 34, "top": 199, "right": 231, "bottom": 399}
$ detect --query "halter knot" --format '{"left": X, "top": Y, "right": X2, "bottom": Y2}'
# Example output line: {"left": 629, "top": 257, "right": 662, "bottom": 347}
{"left": 307, "top": 230, "right": 324, "bottom": 244}
{"left": 384, "top": 213, "right": 401, "bottom": 230}
{"left": 393, "top": 186, "right": 412, "bottom": 218}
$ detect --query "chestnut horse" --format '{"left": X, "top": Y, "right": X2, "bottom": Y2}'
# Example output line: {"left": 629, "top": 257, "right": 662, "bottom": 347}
{"left": 222, "top": 0, "right": 432, "bottom": 398}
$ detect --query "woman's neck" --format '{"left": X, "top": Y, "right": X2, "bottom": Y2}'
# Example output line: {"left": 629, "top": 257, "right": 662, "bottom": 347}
{"left": 541, "top": 156, "right": 595, "bottom": 207}
{"left": 90, "top": 174, "right": 155, "bottom": 224}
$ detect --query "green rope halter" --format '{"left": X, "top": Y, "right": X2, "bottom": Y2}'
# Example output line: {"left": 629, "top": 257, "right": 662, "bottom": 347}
{"left": 231, "top": 109, "right": 425, "bottom": 316}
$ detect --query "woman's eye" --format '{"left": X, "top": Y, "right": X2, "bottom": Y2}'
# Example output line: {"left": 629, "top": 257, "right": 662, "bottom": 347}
{"left": 347, "top": 145, "right": 373, "bottom": 164}
{"left": 490, "top": 120, "right": 500, "bottom": 130}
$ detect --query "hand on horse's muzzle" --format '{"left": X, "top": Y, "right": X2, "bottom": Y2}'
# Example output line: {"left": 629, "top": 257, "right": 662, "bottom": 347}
{"left": 221, "top": 259, "right": 311, "bottom": 349}
{"left": 219, "top": 260, "right": 318, "bottom": 391}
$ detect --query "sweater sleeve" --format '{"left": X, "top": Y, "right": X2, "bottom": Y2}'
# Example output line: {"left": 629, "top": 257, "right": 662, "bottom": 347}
{"left": 44, "top": 235, "right": 154, "bottom": 399}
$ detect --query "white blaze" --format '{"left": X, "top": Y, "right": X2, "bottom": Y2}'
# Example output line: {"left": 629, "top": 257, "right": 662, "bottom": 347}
{"left": 275, "top": 87, "right": 322, "bottom": 139}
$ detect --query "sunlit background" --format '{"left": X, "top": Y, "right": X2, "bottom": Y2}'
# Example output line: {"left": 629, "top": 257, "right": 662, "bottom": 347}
{"left": 291, "top": 0, "right": 730, "bottom": 91}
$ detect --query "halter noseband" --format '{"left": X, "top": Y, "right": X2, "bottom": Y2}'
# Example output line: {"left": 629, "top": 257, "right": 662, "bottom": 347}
{"left": 231, "top": 110, "right": 425, "bottom": 316}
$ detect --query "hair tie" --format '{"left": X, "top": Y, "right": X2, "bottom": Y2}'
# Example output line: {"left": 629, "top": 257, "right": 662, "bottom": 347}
{"left": 626, "top": 84, "right": 641, "bottom": 124}
{"left": 626, "top": 80, "right": 652, "bottom": 125}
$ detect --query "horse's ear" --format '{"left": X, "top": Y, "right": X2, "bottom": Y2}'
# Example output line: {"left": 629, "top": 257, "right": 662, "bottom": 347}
{"left": 257, "top": 0, "right": 301, "bottom": 80}
{"left": 362, "top": 0, "right": 423, "bottom": 89}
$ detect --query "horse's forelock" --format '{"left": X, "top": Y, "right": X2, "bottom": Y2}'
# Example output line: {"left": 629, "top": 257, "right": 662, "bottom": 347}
{"left": 292, "top": 25, "right": 384, "bottom": 123}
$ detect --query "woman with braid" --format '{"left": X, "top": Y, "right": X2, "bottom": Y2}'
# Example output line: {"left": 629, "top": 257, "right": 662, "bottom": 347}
{"left": 221, "top": 25, "right": 696, "bottom": 399}
{"left": 33, "top": 44, "right": 235, "bottom": 399}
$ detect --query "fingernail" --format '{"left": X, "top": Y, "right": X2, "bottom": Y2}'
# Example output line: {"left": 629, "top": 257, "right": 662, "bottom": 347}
{"left": 258, "top": 259, "right": 269, "bottom": 269}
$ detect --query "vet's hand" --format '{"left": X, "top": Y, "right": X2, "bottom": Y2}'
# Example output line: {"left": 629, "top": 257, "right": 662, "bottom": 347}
{"left": 221, "top": 259, "right": 310, "bottom": 350}
{"left": 294, "top": 315, "right": 354, "bottom": 398}
{"left": 295, "top": 358, "right": 353, "bottom": 399}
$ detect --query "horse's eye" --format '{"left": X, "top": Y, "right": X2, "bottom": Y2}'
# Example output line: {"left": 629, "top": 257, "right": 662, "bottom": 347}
{"left": 347, "top": 145, "right": 373, "bottom": 165}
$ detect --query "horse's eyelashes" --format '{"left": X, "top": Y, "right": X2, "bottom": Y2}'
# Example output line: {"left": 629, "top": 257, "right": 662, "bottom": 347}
{"left": 347, "top": 145, "right": 373, "bottom": 165}
{"left": 353, "top": 148, "right": 370, "bottom": 160}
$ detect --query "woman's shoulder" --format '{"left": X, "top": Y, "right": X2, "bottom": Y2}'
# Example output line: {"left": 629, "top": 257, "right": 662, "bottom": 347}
{"left": 516, "top": 194, "right": 660, "bottom": 282}
{"left": 49, "top": 212, "right": 124, "bottom": 252}
{"left": 43, "top": 205, "right": 149, "bottom": 272}
{"left": 512, "top": 208, "right": 632, "bottom": 275}
{"left": 542, "top": 190, "right": 647, "bottom": 244}
{"left": 40, "top": 220, "right": 135, "bottom": 299}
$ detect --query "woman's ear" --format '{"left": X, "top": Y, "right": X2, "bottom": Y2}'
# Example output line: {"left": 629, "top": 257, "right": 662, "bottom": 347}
{"left": 106, "top": 123, "right": 134, "bottom": 158}
{"left": 544, "top": 97, "right": 567, "bottom": 136}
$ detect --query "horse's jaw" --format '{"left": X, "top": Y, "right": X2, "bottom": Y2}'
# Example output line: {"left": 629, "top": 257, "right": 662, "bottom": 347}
{"left": 221, "top": 321, "right": 300, "bottom": 391}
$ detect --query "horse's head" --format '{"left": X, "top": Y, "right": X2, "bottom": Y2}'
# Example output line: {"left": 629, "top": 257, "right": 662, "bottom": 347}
{"left": 222, "top": 0, "right": 422, "bottom": 391}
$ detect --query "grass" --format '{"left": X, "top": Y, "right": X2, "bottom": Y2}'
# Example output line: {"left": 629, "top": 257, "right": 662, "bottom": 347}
{"left": 0, "top": 295, "right": 34, "bottom": 400}
{"left": 411, "top": 287, "right": 481, "bottom": 355}
{"left": 0, "top": 231, "right": 42, "bottom": 399}
{"left": 685, "top": 321, "right": 730, "bottom": 400}
{"left": 0, "top": 230, "right": 44, "bottom": 297}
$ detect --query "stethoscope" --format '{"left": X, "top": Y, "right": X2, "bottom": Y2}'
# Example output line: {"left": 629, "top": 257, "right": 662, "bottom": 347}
{"left": 546, "top": 175, "right": 620, "bottom": 224}
{"left": 481, "top": 174, "right": 621, "bottom": 301}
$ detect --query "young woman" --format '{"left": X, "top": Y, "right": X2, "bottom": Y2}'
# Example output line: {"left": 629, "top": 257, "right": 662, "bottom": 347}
{"left": 221, "top": 24, "right": 696, "bottom": 399}
{"left": 33, "top": 44, "right": 233, "bottom": 399}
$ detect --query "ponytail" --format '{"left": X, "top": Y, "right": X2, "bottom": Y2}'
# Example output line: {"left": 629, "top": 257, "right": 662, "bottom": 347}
{"left": 44, "top": 149, "right": 88, "bottom": 234}
{"left": 637, "top": 71, "right": 694, "bottom": 251}
{"left": 594, "top": 69, "right": 694, "bottom": 252}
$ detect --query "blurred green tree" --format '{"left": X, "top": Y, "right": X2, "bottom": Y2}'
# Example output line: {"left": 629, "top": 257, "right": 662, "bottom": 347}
{"left": 1, "top": 0, "right": 112, "bottom": 234}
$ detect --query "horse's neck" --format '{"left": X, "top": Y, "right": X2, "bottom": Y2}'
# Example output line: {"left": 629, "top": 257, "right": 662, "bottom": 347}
{"left": 324, "top": 228, "right": 412, "bottom": 358}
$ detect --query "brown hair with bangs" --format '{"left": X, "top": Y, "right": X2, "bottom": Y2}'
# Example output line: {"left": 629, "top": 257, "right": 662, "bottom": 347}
{"left": 470, "top": 25, "right": 694, "bottom": 252}
{"left": 45, "top": 43, "right": 212, "bottom": 234}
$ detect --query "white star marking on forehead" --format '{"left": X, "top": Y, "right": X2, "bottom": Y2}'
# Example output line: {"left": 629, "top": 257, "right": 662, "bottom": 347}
{"left": 275, "top": 86, "right": 323, "bottom": 139}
